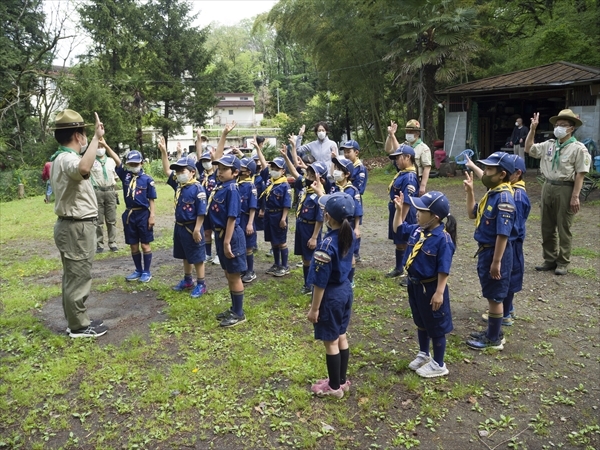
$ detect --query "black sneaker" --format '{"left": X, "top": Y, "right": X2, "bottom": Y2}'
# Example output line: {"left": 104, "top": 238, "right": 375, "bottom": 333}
{"left": 241, "top": 271, "right": 257, "bottom": 283}
{"left": 216, "top": 309, "right": 233, "bottom": 321}
{"left": 96, "top": 247, "right": 104, "bottom": 254}
{"left": 69, "top": 324, "right": 108, "bottom": 338}
{"left": 265, "top": 264, "right": 278, "bottom": 275}
{"left": 66, "top": 319, "right": 104, "bottom": 334}
{"left": 398, "top": 276, "right": 408, "bottom": 287}
{"left": 220, "top": 312, "right": 247, "bottom": 328}
{"left": 469, "top": 330, "right": 506, "bottom": 344}
{"left": 273, "top": 266, "right": 290, "bottom": 277}
{"left": 109, "top": 246, "right": 118, "bottom": 252}
{"left": 354, "top": 255, "right": 361, "bottom": 263}
{"left": 300, "top": 285, "right": 312, "bottom": 295}
{"left": 385, "top": 268, "right": 403, "bottom": 278}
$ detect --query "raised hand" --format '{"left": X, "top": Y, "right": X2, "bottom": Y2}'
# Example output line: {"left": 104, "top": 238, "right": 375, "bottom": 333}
{"left": 530, "top": 112, "right": 540, "bottom": 130}
{"left": 463, "top": 170, "right": 474, "bottom": 193}
{"left": 393, "top": 194, "right": 404, "bottom": 211}
{"left": 94, "top": 112, "right": 105, "bottom": 139}
{"left": 387, "top": 120, "right": 397, "bottom": 136}
{"left": 223, "top": 121, "right": 237, "bottom": 135}
{"left": 299, "top": 124, "right": 306, "bottom": 136}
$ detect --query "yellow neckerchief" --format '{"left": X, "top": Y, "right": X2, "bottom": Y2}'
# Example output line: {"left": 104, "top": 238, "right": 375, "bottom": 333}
{"left": 511, "top": 180, "right": 526, "bottom": 192}
{"left": 237, "top": 175, "right": 255, "bottom": 187}
{"left": 127, "top": 171, "right": 140, "bottom": 199}
{"left": 260, "top": 175, "right": 287, "bottom": 199}
{"left": 202, "top": 169, "right": 213, "bottom": 188}
{"left": 388, "top": 165, "right": 416, "bottom": 193}
{"left": 297, "top": 185, "right": 315, "bottom": 216}
{"left": 404, "top": 228, "right": 433, "bottom": 272}
{"left": 475, "top": 182, "right": 514, "bottom": 227}
{"left": 207, "top": 183, "right": 223, "bottom": 207}
{"left": 174, "top": 176, "right": 198, "bottom": 206}
{"left": 50, "top": 145, "right": 77, "bottom": 161}
{"left": 353, "top": 158, "right": 362, "bottom": 167}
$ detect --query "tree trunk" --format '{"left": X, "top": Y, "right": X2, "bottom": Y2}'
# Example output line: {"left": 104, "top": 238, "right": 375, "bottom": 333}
{"left": 422, "top": 64, "right": 439, "bottom": 144}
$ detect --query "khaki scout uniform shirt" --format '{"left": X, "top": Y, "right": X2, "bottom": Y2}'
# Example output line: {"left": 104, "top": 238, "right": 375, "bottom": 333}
{"left": 90, "top": 156, "right": 117, "bottom": 188}
{"left": 529, "top": 139, "right": 591, "bottom": 181}
{"left": 50, "top": 151, "right": 98, "bottom": 219}
{"left": 413, "top": 141, "right": 432, "bottom": 178}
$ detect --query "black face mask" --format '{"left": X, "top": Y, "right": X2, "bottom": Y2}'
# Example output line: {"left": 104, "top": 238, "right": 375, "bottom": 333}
{"left": 304, "top": 178, "right": 314, "bottom": 187}
{"left": 482, "top": 174, "right": 500, "bottom": 189}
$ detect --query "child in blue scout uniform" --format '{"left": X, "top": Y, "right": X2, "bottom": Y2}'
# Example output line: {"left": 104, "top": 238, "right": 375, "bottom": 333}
{"left": 197, "top": 150, "right": 219, "bottom": 265}
{"left": 332, "top": 156, "right": 363, "bottom": 287}
{"left": 158, "top": 137, "right": 209, "bottom": 298}
{"left": 209, "top": 155, "right": 248, "bottom": 327}
{"left": 308, "top": 192, "right": 356, "bottom": 399}
{"left": 393, "top": 191, "right": 457, "bottom": 378}
{"left": 464, "top": 152, "right": 517, "bottom": 350}
{"left": 256, "top": 149, "right": 293, "bottom": 277}
{"left": 339, "top": 140, "right": 368, "bottom": 262}
{"left": 386, "top": 144, "right": 419, "bottom": 280}
{"left": 115, "top": 150, "right": 157, "bottom": 283}
{"left": 252, "top": 153, "right": 266, "bottom": 235}
{"left": 238, "top": 157, "right": 258, "bottom": 283}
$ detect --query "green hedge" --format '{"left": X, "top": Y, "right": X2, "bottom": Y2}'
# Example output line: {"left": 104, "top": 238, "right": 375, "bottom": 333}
{"left": 0, "top": 168, "right": 47, "bottom": 202}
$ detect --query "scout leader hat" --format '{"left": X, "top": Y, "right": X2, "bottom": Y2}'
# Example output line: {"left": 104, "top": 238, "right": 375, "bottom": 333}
{"left": 339, "top": 140, "right": 360, "bottom": 151}
{"left": 213, "top": 154, "right": 241, "bottom": 171}
{"left": 410, "top": 191, "right": 450, "bottom": 220}
{"left": 549, "top": 109, "right": 582, "bottom": 128}
{"left": 170, "top": 156, "right": 197, "bottom": 172}
{"left": 404, "top": 119, "right": 424, "bottom": 131}
{"left": 332, "top": 156, "right": 354, "bottom": 174}
{"left": 50, "top": 109, "right": 90, "bottom": 129}
{"left": 318, "top": 192, "right": 355, "bottom": 223}
{"left": 389, "top": 143, "right": 415, "bottom": 159}
{"left": 477, "top": 151, "right": 515, "bottom": 174}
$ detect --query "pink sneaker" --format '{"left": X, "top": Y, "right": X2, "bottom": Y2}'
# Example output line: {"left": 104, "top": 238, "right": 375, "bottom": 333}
{"left": 313, "top": 383, "right": 344, "bottom": 399}
{"left": 311, "top": 379, "right": 351, "bottom": 394}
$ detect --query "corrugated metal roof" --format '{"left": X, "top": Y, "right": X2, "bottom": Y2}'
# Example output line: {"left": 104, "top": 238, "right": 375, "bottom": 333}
{"left": 215, "top": 100, "right": 255, "bottom": 108}
{"left": 437, "top": 61, "right": 600, "bottom": 95}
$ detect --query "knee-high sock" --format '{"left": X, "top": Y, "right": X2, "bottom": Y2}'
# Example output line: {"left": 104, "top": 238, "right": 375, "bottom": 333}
{"left": 396, "top": 249, "right": 405, "bottom": 272}
{"left": 273, "top": 247, "right": 281, "bottom": 266}
{"left": 206, "top": 241, "right": 212, "bottom": 257}
{"left": 143, "top": 252, "right": 152, "bottom": 272}
{"left": 281, "top": 247, "right": 289, "bottom": 268}
{"left": 246, "top": 254, "right": 254, "bottom": 272}
{"left": 417, "top": 328, "right": 430, "bottom": 355}
{"left": 326, "top": 353, "right": 341, "bottom": 390}
{"left": 231, "top": 290, "right": 244, "bottom": 316}
{"left": 354, "top": 237, "right": 361, "bottom": 257}
{"left": 132, "top": 252, "right": 143, "bottom": 272}
{"left": 303, "top": 265, "right": 309, "bottom": 284}
{"left": 487, "top": 312, "right": 503, "bottom": 341}
{"left": 349, "top": 267, "right": 355, "bottom": 283}
{"left": 432, "top": 336, "right": 446, "bottom": 367}
{"left": 339, "top": 348, "right": 350, "bottom": 385}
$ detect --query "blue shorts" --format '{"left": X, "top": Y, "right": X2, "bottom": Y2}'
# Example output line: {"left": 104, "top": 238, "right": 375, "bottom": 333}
{"left": 408, "top": 280, "right": 453, "bottom": 338}
{"left": 240, "top": 213, "right": 257, "bottom": 250}
{"left": 173, "top": 223, "right": 206, "bottom": 264}
{"left": 313, "top": 282, "right": 353, "bottom": 341}
{"left": 477, "top": 244, "right": 513, "bottom": 301}
{"left": 255, "top": 214, "right": 265, "bottom": 232}
{"left": 264, "top": 211, "right": 288, "bottom": 246}
{"left": 294, "top": 220, "right": 320, "bottom": 261}
{"left": 122, "top": 208, "right": 154, "bottom": 245}
{"left": 203, "top": 214, "right": 213, "bottom": 232}
{"left": 388, "top": 202, "right": 405, "bottom": 245}
{"left": 215, "top": 225, "right": 247, "bottom": 274}
{"left": 509, "top": 240, "right": 524, "bottom": 293}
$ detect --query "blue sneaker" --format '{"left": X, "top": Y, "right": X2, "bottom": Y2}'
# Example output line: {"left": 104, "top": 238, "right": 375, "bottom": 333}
{"left": 190, "top": 283, "right": 207, "bottom": 298}
{"left": 125, "top": 271, "right": 142, "bottom": 281}
{"left": 172, "top": 278, "right": 195, "bottom": 291}
{"left": 139, "top": 272, "right": 152, "bottom": 283}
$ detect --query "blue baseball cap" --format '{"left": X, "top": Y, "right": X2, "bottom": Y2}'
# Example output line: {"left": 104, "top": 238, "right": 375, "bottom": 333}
{"left": 332, "top": 156, "right": 354, "bottom": 174}
{"left": 308, "top": 161, "right": 328, "bottom": 178}
{"left": 170, "top": 156, "right": 197, "bottom": 172}
{"left": 213, "top": 154, "right": 241, "bottom": 171}
{"left": 318, "top": 192, "right": 356, "bottom": 223}
{"left": 510, "top": 154, "right": 526, "bottom": 174}
{"left": 126, "top": 150, "right": 143, "bottom": 164}
{"left": 340, "top": 139, "right": 360, "bottom": 151}
{"left": 477, "top": 151, "right": 515, "bottom": 174}
{"left": 410, "top": 191, "right": 450, "bottom": 219}
{"left": 200, "top": 151, "right": 212, "bottom": 161}
{"left": 240, "top": 157, "right": 256, "bottom": 174}
{"left": 389, "top": 144, "right": 415, "bottom": 159}
{"left": 269, "top": 156, "right": 286, "bottom": 170}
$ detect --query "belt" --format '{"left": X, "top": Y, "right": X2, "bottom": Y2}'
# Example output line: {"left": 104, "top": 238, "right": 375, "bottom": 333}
{"left": 267, "top": 208, "right": 283, "bottom": 212}
{"left": 213, "top": 227, "right": 225, "bottom": 238}
{"left": 546, "top": 180, "right": 574, "bottom": 186}
{"left": 94, "top": 186, "right": 115, "bottom": 191}
{"left": 58, "top": 216, "right": 97, "bottom": 222}
{"left": 125, "top": 207, "right": 144, "bottom": 224}
{"left": 176, "top": 220, "right": 196, "bottom": 235}
{"left": 473, "top": 244, "right": 493, "bottom": 258}
{"left": 299, "top": 219, "right": 316, "bottom": 224}
{"left": 407, "top": 275, "right": 437, "bottom": 284}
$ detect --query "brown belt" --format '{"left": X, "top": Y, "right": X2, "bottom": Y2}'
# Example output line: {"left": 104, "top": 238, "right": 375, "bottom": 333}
{"left": 546, "top": 180, "right": 574, "bottom": 186}
{"left": 58, "top": 216, "right": 97, "bottom": 222}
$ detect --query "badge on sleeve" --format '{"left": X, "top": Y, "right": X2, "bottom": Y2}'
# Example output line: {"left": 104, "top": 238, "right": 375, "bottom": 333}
{"left": 313, "top": 250, "right": 331, "bottom": 264}
{"left": 198, "top": 192, "right": 206, "bottom": 200}
{"left": 498, "top": 202, "right": 515, "bottom": 213}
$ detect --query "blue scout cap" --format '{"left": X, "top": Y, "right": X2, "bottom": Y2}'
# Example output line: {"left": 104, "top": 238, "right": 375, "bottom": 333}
{"left": 340, "top": 140, "right": 360, "bottom": 151}
{"left": 510, "top": 154, "right": 526, "bottom": 174}
{"left": 389, "top": 144, "right": 415, "bottom": 159}
{"left": 332, "top": 156, "right": 354, "bottom": 174}
{"left": 126, "top": 150, "right": 143, "bottom": 164}
{"left": 170, "top": 156, "right": 197, "bottom": 172}
{"left": 270, "top": 156, "right": 286, "bottom": 170}
{"left": 240, "top": 157, "right": 256, "bottom": 174}
{"left": 318, "top": 192, "right": 356, "bottom": 223}
{"left": 409, "top": 191, "right": 450, "bottom": 219}
{"left": 477, "top": 151, "right": 515, "bottom": 174}
{"left": 213, "top": 154, "right": 241, "bottom": 171}
{"left": 307, "top": 161, "right": 328, "bottom": 178}
{"left": 200, "top": 151, "right": 212, "bottom": 161}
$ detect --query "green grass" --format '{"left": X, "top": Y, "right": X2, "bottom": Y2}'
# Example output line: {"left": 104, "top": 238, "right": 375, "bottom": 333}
{"left": 571, "top": 247, "right": 600, "bottom": 259}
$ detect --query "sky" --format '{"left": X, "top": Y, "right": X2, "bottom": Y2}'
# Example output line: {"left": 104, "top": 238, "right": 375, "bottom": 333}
{"left": 44, "top": 0, "right": 278, "bottom": 64}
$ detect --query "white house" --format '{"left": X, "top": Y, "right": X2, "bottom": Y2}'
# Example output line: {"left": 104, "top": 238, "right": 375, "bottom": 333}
{"left": 213, "top": 92, "right": 258, "bottom": 127}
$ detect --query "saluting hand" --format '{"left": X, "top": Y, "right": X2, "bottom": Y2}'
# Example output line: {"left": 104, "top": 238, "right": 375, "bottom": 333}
{"left": 387, "top": 120, "right": 397, "bottom": 136}
{"left": 94, "top": 112, "right": 105, "bottom": 140}
{"left": 463, "top": 171, "right": 474, "bottom": 193}
{"left": 393, "top": 194, "right": 404, "bottom": 211}
{"left": 530, "top": 112, "right": 540, "bottom": 130}
{"left": 223, "top": 121, "right": 237, "bottom": 135}
{"left": 158, "top": 136, "right": 167, "bottom": 154}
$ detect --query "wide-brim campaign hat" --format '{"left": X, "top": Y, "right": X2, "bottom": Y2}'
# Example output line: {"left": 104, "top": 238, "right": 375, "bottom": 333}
{"left": 409, "top": 191, "right": 450, "bottom": 219}
{"left": 50, "top": 109, "right": 90, "bottom": 130}
{"left": 549, "top": 109, "right": 582, "bottom": 128}
{"left": 404, "top": 119, "right": 424, "bottom": 131}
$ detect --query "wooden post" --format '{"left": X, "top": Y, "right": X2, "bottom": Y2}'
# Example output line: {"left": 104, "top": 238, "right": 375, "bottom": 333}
{"left": 17, "top": 183, "right": 25, "bottom": 199}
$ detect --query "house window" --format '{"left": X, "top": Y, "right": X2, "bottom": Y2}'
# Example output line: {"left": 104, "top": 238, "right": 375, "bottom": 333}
{"left": 229, "top": 110, "right": 234, "bottom": 115}
{"left": 240, "top": 97, "right": 248, "bottom": 100}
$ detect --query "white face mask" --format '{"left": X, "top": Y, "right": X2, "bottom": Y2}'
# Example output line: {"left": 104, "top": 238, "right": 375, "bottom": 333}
{"left": 79, "top": 135, "right": 88, "bottom": 153}
{"left": 128, "top": 165, "right": 141, "bottom": 174}
{"left": 177, "top": 173, "right": 190, "bottom": 184}
{"left": 333, "top": 170, "right": 345, "bottom": 182}
{"left": 202, "top": 161, "right": 212, "bottom": 171}
{"left": 96, "top": 148, "right": 106, "bottom": 157}
{"left": 201, "top": 143, "right": 207, "bottom": 150}
{"left": 515, "top": 122, "right": 520, "bottom": 127}
{"left": 405, "top": 134, "right": 415, "bottom": 143}
{"left": 553, "top": 126, "right": 570, "bottom": 139}
{"left": 270, "top": 169, "right": 282, "bottom": 179}
{"left": 317, "top": 131, "right": 326, "bottom": 140}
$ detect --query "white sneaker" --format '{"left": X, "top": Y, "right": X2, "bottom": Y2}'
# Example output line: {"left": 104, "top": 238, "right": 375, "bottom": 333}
{"left": 416, "top": 360, "right": 449, "bottom": 378}
{"left": 408, "top": 351, "right": 431, "bottom": 371}
{"left": 212, "top": 255, "right": 220, "bottom": 265}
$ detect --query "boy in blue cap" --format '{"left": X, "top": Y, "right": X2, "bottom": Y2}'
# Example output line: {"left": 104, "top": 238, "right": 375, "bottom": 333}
{"left": 464, "top": 152, "right": 516, "bottom": 350}
{"left": 238, "top": 157, "right": 258, "bottom": 283}
{"left": 115, "top": 149, "right": 157, "bottom": 282}
{"left": 386, "top": 144, "right": 419, "bottom": 280}
{"left": 158, "top": 137, "right": 208, "bottom": 298}
{"left": 197, "top": 149, "right": 219, "bottom": 265}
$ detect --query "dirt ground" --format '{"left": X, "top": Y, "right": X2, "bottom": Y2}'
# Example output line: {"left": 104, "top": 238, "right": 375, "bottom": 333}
{"left": 27, "top": 168, "right": 600, "bottom": 448}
